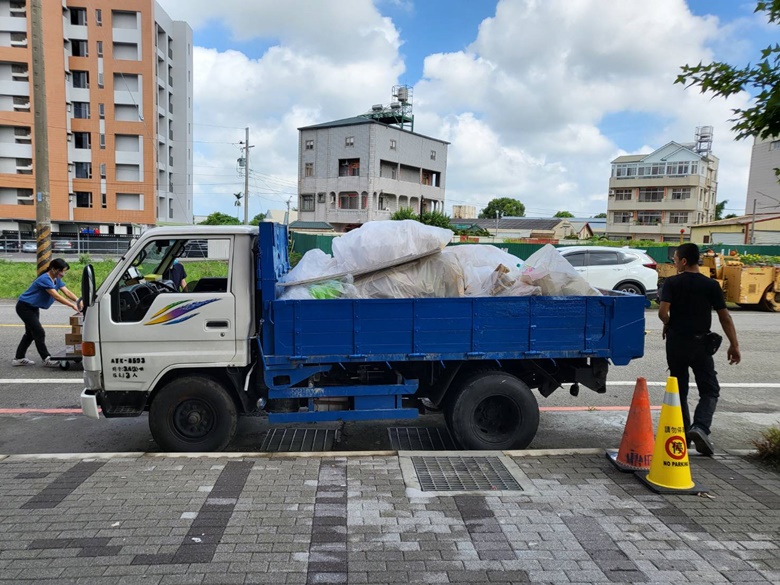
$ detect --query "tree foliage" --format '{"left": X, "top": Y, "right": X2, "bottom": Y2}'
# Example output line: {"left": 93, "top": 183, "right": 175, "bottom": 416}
{"left": 250, "top": 213, "right": 266, "bottom": 226}
{"left": 198, "top": 212, "right": 241, "bottom": 225}
{"left": 390, "top": 207, "right": 419, "bottom": 221}
{"left": 675, "top": 1, "right": 780, "bottom": 141}
{"left": 478, "top": 198, "right": 526, "bottom": 219}
{"left": 715, "top": 200, "right": 728, "bottom": 220}
{"left": 593, "top": 212, "right": 607, "bottom": 218}
{"left": 554, "top": 210, "right": 574, "bottom": 218}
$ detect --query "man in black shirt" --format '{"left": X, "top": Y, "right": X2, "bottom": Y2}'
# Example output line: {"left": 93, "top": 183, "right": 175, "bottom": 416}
{"left": 658, "top": 243, "right": 740, "bottom": 456}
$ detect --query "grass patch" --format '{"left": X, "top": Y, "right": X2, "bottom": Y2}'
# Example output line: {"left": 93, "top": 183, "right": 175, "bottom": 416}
{"left": 0, "top": 259, "right": 231, "bottom": 299}
{"left": 750, "top": 426, "right": 780, "bottom": 471}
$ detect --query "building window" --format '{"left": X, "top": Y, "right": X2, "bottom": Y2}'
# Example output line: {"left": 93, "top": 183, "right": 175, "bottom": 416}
{"left": 339, "top": 192, "right": 359, "bottom": 209}
{"left": 305, "top": 139, "right": 314, "bottom": 150}
{"left": 101, "top": 192, "right": 106, "bottom": 208}
{"left": 636, "top": 211, "right": 662, "bottom": 225}
{"left": 99, "top": 133, "right": 106, "bottom": 149}
{"left": 72, "top": 70, "right": 89, "bottom": 88}
{"left": 97, "top": 73, "right": 104, "bottom": 88}
{"left": 73, "top": 102, "right": 90, "bottom": 119}
{"left": 74, "top": 162, "right": 92, "bottom": 179}
{"left": 666, "top": 161, "right": 691, "bottom": 176}
{"left": 670, "top": 187, "right": 691, "bottom": 200}
{"left": 610, "top": 188, "right": 632, "bottom": 201}
{"left": 98, "top": 103, "right": 105, "bottom": 119}
{"left": 430, "top": 150, "right": 436, "bottom": 161}
{"left": 71, "top": 40, "right": 88, "bottom": 57}
{"left": 390, "top": 139, "right": 396, "bottom": 150}
{"left": 95, "top": 8, "right": 102, "bottom": 26}
{"left": 97, "top": 41, "right": 103, "bottom": 57}
{"left": 345, "top": 136, "right": 354, "bottom": 147}
{"left": 770, "top": 140, "right": 780, "bottom": 151}
{"left": 300, "top": 194, "right": 315, "bottom": 211}
{"left": 70, "top": 7, "right": 87, "bottom": 25}
{"left": 668, "top": 212, "right": 689, "bottom": 224}
{"left": 613, "top": 163, "right": 637, "bottom": 178}
{"left": 304, "top": 162, "right": 314, "bottom": 177}
{"left": 317, "top": 192, "right": 325, "bottom": 203}
{"left": 74, "top": 132, "right": 91, "bottom": 149}
{"left": 75, "top": 191, "right": 92, "bottom": 208}
{"left": 612, "top": 212, "right": 632, "bottom": 224}
{"left": 638, "top": 187, "right": 664, "bottom": 202}
{"left": 338, "top": 159, "right": 360, "bottom": 177}
{"left": 100, "top": 163, "right": 106, "bottom": 178}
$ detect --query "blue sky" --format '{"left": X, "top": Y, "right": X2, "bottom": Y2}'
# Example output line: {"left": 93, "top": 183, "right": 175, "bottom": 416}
{"left": 158, "top": 0, "right": 775, "bottom": 219}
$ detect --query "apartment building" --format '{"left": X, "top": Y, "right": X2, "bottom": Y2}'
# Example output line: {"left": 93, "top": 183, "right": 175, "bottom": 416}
{"left": 0, "top": 0, "right": 192, "bottom": 235}
{"left": 745, "top": 135, "right": 780, "bottom": 215}
{"left": 606, "top": 130, "right": 718, "bottom": 242}
{"left": 297, "top": 116, "right": 448, "bottom": 231}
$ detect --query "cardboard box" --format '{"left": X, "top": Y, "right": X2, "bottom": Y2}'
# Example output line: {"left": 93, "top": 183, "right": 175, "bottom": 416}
{"left": 69, "top": 314, "right": 84, "bottom": 327}
{"left": 65, "top": 333, "right": 82, "bottom": 345}
{"left": 72, "top": 325, "right": 82, "bottom": 335}
{"left": 65, "top": 344, "right": 82, "bottom": 356}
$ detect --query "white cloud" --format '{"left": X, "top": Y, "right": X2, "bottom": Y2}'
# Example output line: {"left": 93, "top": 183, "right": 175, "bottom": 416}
{"left": 159, "top": 0, "right": 763, "bottom": 219}
{"left": 414, "top": 0, "right": 757, "bottom": 216}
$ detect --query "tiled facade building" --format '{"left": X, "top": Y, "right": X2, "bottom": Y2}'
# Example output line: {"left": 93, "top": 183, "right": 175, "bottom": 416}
{"left": 0, "top": 0, "right": 192, "bottom": 235}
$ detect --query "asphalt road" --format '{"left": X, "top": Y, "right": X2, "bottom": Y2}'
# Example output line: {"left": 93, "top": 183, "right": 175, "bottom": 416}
{"left": 0, "top": 300, "right": 777, "bottom": 455}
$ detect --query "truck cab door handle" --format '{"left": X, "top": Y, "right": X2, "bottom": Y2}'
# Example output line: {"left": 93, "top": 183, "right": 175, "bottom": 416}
{"left": 206, "top": 320, "right": 229, "bottom": 329}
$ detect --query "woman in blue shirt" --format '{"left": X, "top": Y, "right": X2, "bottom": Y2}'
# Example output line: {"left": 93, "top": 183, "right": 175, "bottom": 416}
{"left": 13, "top": 258, "right": 82, "bottom": 367}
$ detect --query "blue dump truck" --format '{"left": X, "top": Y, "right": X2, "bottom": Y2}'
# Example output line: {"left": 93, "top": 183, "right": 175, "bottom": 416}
{"left": 79, "top": 223, "right": 646, "bottom": 452}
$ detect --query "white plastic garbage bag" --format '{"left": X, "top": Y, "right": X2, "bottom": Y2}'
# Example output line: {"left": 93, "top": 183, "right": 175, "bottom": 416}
{"left": 520, "top": 244, "right": 601, "bottom": 296}
{"left": 353, "top": 253, "right": 465, "bottom": 298}
{"left": 332, "top": 220, "right": 452, "bottom": 273}
{"left": 279, "top": 248, "right": 339, "bottom": 284}
{"left": 278, "top": 276, "right": 356, "bottom": 301}
{"left": 442, "top": 245, "right": 526, "bottom": 297}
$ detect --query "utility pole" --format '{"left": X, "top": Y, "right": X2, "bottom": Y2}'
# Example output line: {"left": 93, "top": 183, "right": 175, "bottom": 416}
{"left": 239, "top": 127, "right": 254, "bottom": 225}
{"left": 31, "top": 0, "right": 51, "bottom": 274}
{"left": 749, "top": 199, "right": 756, "bottom": 245}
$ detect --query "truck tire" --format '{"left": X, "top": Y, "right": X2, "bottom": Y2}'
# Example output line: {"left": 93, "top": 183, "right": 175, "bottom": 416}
{"left": 149, "top": 376, "right": 237, "bottom": 452}
{"left": 446, "top": 371, "right": 539, "bottom": 450}
{"left": 759, "top": 285, "right": 780, "bottom": 312}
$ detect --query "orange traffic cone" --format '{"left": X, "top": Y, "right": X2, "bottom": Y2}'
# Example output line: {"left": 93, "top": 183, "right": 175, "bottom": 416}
{"left": 606, "top": 377, "right": 655, "bottom": 472}
{"left": 637, "top": 376, "right": 706, "bottom": 494}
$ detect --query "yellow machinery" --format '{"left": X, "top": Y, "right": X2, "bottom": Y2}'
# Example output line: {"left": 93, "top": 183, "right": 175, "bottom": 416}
{"left": 657, "top": 252, "right": 780, "bottom": 312}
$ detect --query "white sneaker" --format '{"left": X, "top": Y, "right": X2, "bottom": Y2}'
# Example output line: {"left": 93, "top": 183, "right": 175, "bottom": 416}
{"left": 43, "top": 357, "right": 60, "bottom": 368}
{"left": 11, "top": 358, "right": 35, "bottom": 366}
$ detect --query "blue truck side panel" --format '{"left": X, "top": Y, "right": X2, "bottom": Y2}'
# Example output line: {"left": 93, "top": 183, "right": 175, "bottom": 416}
{"left": 264, "top": 295, "right": 645, "bottom": 367}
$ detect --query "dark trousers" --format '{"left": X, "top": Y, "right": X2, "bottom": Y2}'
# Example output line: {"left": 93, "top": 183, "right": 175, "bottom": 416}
{"left": 15, "top": 301, "right": 50, "bottom": 360}
{"left": 665, "top": 332, "right": 720, "bottom": 435}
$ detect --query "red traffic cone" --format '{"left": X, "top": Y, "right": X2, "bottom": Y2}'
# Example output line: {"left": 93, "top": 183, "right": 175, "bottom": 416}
{"left": 606, "top": 377, "right": 655, "bottom": 472}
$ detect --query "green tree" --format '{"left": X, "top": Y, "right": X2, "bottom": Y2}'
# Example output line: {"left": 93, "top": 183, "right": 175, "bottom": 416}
{"left": 593, "top": 212, "right": 607, "bottom": 218}
{"left": 715, "top": 200, "right": 728, "bottom": 220}
{"left": 198, "top": 212, "right": 241, "bottom": 225}
{"left": 478, "top": 198, "right": 526, "bottom": 219}
{"left": 250, "top": 213, "right": 266, "bottom": 226}
{"left": 554, "top": 210, "right": 574, "bottom": 218}
{"left": 391, "top": 207, "right": 419, "bottom": 220}
{"left": 419, "top": 210, "right": 452, "bottom": 229}
{"left": 675, "top": 1, "right": 780, "bottom": 141}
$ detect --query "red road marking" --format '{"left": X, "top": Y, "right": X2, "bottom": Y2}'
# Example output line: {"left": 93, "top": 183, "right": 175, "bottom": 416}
{"left": 0, "top": 406, "right": 661, "bottom": 415}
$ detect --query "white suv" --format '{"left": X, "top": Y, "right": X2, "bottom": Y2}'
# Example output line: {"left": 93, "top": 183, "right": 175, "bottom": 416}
{"left": 557, "top": 246, "right": 658, "bottom": 299}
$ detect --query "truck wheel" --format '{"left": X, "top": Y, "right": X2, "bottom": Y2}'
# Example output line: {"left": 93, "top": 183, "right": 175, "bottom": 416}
{"left": 149, "top": 376, "right": 237, "bottom": 452}
{"left": 446, "top": 371, "right": 539, "bottom": 450}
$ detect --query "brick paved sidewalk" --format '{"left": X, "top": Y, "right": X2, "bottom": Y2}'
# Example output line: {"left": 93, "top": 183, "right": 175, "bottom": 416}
{"left": 0, "top": 450, "right": 778, "bottom": 584}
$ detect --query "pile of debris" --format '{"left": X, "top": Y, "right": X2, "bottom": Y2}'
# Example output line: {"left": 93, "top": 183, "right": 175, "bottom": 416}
{"left": 278, "top": 220, "right": 600, "bottom": 300}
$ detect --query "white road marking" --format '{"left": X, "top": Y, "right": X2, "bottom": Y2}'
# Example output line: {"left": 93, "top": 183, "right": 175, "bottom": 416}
{"left": 1, "top": 379, "right": 778, "bottom": 388}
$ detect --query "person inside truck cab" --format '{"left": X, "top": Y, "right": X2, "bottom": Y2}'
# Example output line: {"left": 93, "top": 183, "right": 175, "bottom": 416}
{"left": 164, "top": 258, "right": 187, "bottom": 292}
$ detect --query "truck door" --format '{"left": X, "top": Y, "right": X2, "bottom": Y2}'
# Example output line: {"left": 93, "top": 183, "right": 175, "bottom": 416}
{"left": 97, "top": 236, "right": 237, "bottom": 390}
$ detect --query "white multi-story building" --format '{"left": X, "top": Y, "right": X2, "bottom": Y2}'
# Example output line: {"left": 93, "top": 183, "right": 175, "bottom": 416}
{"left": 745, "top": 135, "right": 780, "bottom": 215}
{"left": 297, "top": 116, "right": 448, "bottom": 231}
{"left": 606, "top": 129, "right": 718, "bottom": 242}
{"left": 0, "top": 0, "right": 192, "bottom": 234}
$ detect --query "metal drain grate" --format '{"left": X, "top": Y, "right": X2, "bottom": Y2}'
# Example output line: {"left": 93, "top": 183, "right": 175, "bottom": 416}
{"left": 388, "top": 427, "right": 457, "bottom": 450}
{"left": 260, "top": 428, "right": 337, "bottom": 452}
{"left": 411, "top": 456, "right": 523, "bottom": 491}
